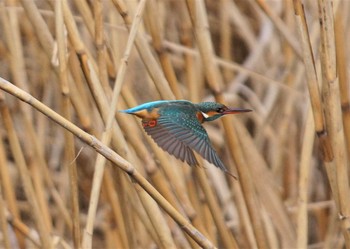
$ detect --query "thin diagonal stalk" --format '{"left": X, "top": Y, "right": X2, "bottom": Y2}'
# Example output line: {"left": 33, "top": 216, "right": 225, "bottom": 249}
{"left": 81, "top": 0, "right": 148, "bottom": 247}
{"left": 0, "top": 76, "right": 217, "bottom": 249}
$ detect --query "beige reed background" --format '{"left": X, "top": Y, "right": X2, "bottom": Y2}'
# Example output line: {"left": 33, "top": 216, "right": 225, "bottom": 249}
{"left": 0, "top": 0, "right": 349, "bottom": 248}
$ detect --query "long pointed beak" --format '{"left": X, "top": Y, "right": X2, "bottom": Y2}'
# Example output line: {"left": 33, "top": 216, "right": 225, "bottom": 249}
{"left": 223, "top": 108, "right": 252, "bottom": 115}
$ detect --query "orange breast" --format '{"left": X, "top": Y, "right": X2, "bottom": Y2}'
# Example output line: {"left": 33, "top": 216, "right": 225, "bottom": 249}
{"left": 196, "top": 112, "right": 205, "bottom": 123}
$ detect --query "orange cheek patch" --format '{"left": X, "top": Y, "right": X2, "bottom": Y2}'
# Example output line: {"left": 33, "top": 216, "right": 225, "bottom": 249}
{"left": 206, "top": 111, "right": 218, "bottom": 117}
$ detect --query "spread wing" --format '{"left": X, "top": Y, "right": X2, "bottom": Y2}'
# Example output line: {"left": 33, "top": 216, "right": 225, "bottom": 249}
{"left": 143, "top": 105, "right": 227, "bottom": 171}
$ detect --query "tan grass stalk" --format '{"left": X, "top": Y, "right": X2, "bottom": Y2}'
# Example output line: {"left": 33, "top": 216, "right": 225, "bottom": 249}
{"left": 296, "top": 107, "right": 315, "bottom": 249}
{"left": 163, "top": 37, "right": 300, "bottom": 95}
{"left": 0, "top": 92, "right": 52, "bottom": 248}
{"left": 10, "top": 3, "right": 82, "bottom": 236}
{"left": 318, "top": 0, "right": 350, "bottom": 247}
{"left": 194, "top": 167, "right": 239, "bottom": 248}
{"left": 72, "top": 0, "right": 95, "bottom": 37}
{"left": 144, "top": 0, "right": 182, "bottom": 99}
{"left": 293, "top": 0, "right": 332, "bottom": 161}
{"left": 0, "top": 97, "right": 21, "bottom": 244}
{"left": 219, "top": 0, "right": 234, "bottom": 82}
{"left": 82, "top": 1, "right": 147, "bottom": 247}
{"left": 111, "top": 0, "right": 175, "bottom": 100}
{"left": 19, "top": 0, "right": 54, "bottom": 58}
{"left": 5, "top": 210, "right": 41, "bottom": 247}
{"left": 185, "top": 0, "right": 267, "bottom": 248}
{"left": 0, "top": 170, "right": 11, "bottom": 249}
{"left": 102, "top": 170, "right": 131, "bottom": 249}
{"left": 237, "top": 121, "right": 296, "bottom": 248}
{"left": 254, "top": 0, "right": 302, "bottom": 58}
{"left": 0, "top": 77, "right": 217, "bottom": 248}
{"left": 94, "top": 0, "right": 110, "bottom": 95}
{"left": 55, "top": 1, "right": 81, "bottom": 248}
{"left": 334, "top": 6, "right": 350, "bottom": 161}
{"left": 112, "top": 168, "right": 139, "bottom": 248}
{"left": 120, "top": 88, "right": 203, "bottom": 227}
{"left": 67, "top": 53, "right": 94, "bottom": 131}
{"left": 231, "top": 181, "right": 258, "bottom": 248}
{"left": 134, "top": 183, "right": 177, "bottom": 249}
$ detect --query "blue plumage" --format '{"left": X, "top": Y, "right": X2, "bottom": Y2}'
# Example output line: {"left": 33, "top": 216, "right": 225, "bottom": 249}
{"left": 121, "top": 100, "right": 251, "bottom": 178}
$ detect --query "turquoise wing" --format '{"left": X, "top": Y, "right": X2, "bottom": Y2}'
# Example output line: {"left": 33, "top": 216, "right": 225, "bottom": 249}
{"left": 143, "top": 105, "right": 227, "bottom": 171}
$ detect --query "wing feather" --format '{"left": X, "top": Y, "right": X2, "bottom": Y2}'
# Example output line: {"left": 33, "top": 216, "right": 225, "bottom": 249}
{"left": 142, "top": 104, "right": 227, "bottom": 171}
{"left": 144, "top": 123, "right": 198, "bottom": 166}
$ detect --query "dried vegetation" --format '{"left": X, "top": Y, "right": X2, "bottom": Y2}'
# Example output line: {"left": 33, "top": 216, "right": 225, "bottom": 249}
{"left": 0, "top": 0, "right": 349, "bottom": 248}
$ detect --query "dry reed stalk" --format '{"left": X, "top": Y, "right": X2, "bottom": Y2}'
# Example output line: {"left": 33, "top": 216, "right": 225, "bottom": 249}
{"left": 296, "top": 107, "right": 315, "bottom": 249}
{"left": 112, "top": 168, "right": 139, "bottom": 248}
{"left": 236, "top": 121, "right": 296, "bottom": 248}
{"left": 134, "top": 183, "right": 177, "bottom": 249}
{"left": 0, "top": 98, "right": 22, "bottom": 245}
{"left": 1, "top": 1, "right": 350, "bottom": 248}
{"left": 0, "top": 76, "right": 217, "bottom": 248}
{"left": 194, "top": 167, "right": 239, "bottom": 249}
{"left": 67, "top": 53, "right": 94, "bottom": 131}
{"left": 163, "top": 36, "right": 299, "bottom": 94}
{"left": 219, "top": 0, "right": 233, "bottom": 82}
{"left": 5, "top": 210, "right": 42, "bottom": 247}
{"left": 79, "top": 1, "right": 148, "bottom": 247}
{"left": 255, "top": 0, "right": 302, "bottom": 58}
{"left": 19, "top": 0, "right": 54, "bottom": 58}
{"left": 0, "top": 92, "right": 52, "bottom": 248}
{"left": 121, "top": 87, "right": 204, "bottom": 237}
{"left": 293, "top": 0, "right": 331, "bottom": 161}
{"left": 144, "top": 0, "right": 182, "bottom": 99}
{"left": 334, "top": 6, "right": 350, "bottom": 161}
{"left": 102, "top": 170, "right": 130, "bottom": 249}
{"left": 112, "top": 0, "right": 175, "bottom": 100}
{"left": 94, "top": 0, "right": 110, "bottom": 95}
{"left": 318, "top": 1, "right": 350, "bottom": 248}
{"left": 0, "top": 174, "right": 11, "bottom": 249}
{"left": 55, "top": 1, "right": 81, "bottom": 248}
{"left": 186, "top": 0, "right": 266, "bottom": 248}
{"left": 13, "top": 2, "right": 81, "bottom": 239}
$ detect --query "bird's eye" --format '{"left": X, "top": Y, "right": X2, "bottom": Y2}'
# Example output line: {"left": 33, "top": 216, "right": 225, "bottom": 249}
{"left": 216, "top": 108, "right": 225, "bottom": 113}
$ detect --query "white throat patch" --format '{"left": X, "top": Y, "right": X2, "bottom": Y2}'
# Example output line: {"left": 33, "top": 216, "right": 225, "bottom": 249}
{"left": 201, "top": 112, "right": 209, "bottom": 119}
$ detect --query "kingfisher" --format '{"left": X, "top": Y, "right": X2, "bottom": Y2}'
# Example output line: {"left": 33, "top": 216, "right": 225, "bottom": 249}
{"left": 121, "top": 100, "right": 251, "bottom": 178}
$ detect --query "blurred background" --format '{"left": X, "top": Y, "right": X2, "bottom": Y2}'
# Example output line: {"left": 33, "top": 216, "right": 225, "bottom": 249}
{"left": 0, "top": 0, "right": 349, "bottom": 248}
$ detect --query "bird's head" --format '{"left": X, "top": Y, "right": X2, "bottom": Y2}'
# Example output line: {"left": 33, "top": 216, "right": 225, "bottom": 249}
{"left": 196, "top": 102, "right": 252, "bottom": 122}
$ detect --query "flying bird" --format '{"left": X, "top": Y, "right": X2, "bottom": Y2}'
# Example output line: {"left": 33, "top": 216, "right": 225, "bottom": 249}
{"left": 121, "top": 100, "right": 251, "bottom": 178}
